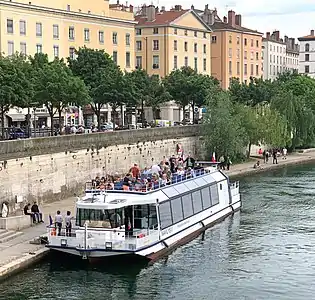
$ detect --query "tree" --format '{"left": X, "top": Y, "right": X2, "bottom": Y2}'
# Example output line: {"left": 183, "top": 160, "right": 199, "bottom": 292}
{"left": 203, "top": 92, "right": 246, "bottom": 159}
{"left": 68, "top": 47, "right": 123, "bottom": 129}
{"left": 33, "top": 57, "right": 89, "bottom": 135}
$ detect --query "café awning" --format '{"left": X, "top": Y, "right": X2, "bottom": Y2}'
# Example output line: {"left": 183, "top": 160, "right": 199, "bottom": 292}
{"left": 6, "top": 114, "right": 26, "bottom": 122}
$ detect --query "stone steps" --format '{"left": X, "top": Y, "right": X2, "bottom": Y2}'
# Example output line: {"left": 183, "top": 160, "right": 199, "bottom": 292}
{"left": 0, "top": 230, "right": 23, "bottom": 243}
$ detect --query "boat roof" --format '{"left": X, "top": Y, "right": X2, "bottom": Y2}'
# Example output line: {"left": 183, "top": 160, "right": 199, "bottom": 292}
{"left": 76, "top": 169, "right": 227, "bottom": 210}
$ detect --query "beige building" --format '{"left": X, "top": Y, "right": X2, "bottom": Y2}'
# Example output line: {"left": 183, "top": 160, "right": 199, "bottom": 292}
{"left": 134, "top": 5, "right": 212, "bottom": 121}
{"left": 0, "top": 0, "right": 136, "bottom": 127}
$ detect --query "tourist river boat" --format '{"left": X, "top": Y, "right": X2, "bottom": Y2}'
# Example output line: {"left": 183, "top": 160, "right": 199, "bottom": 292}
{"left": 46, "top": 163, "right": 241, "bottom": 261}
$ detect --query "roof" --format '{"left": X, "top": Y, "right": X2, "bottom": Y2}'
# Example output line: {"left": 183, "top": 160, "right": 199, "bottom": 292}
{"left": 298, "top": 35, "right": 315, "bottom": 41}
{"left": 211, "top": 21, "right": 263, "bottom": 35}
{"left": 135, "top": 9, "right": 188, "bottom": 26}
{"left": 262, "top": 37, "right": 285, "bottom": 45}
{"left": 135, "top": 9, "right": 212, "bottom": 31}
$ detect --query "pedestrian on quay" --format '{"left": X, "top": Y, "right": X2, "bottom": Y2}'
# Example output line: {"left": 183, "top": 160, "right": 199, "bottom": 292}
{"left": 226, "top": 156, "right": 232, "bottom": 170}
{"left": 272, "top": 150, "right": 278, "bottom": 164}
{"left": 282, "top": 147, "right": 287, "bottom": 159}
{"left": 65, "top": 211, "right": 72, "bottom": 237}
{"left": 55, "top": 210, "right": 63, "bottom": 236}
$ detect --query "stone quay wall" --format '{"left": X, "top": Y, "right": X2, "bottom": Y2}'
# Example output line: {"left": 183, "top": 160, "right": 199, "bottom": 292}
{"left": 0, "top": 126, "right": 204, "bottom": 214}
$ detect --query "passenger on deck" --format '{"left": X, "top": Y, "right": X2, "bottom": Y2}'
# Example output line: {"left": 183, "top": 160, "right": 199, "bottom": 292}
{"left": 123, "top": 174, "right": 132, "bottom": 190}
{"left": 177, "top": 166, "right": 185, "bottom": 176}
{"left": 184, "top": 153, "right": 196, "bottom": 169}
{"left": 130, "top": 163, "right": 140, "bottom": 179}
{"left": 65, "top": 211, "right": 72, "bottom": 237}
{"left": 55, "top": 210, "right": 63, "bottom": 236}
{"left": 151, "top": 163, "right": 161, "bottom": 176}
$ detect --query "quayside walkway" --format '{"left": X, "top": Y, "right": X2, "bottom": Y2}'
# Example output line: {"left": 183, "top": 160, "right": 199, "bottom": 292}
{"left": 1, "top": 150, "right": 315, "bottom": 280}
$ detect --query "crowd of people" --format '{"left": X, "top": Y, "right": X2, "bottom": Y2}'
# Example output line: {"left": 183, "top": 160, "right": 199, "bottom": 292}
{"left": 254, "top": 147, "right": 288, "bottom": 169}
{"left": 91, "top": 153, "right": 203, "bottom": 192}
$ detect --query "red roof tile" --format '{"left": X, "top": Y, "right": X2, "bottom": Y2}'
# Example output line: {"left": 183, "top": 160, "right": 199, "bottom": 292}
{"left": 135, "top": 10, "right": 189, "bottom": 26}
{"left": 298, "top": 35, "right": 315, "bottom": 41}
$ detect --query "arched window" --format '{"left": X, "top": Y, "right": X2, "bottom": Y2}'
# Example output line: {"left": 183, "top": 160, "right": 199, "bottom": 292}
{"left": 305, "top": 43, "right": 310, "bottom": 52}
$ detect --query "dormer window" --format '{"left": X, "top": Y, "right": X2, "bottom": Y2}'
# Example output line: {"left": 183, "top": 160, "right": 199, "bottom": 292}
{"left": 153, "top": 28, "right": 158, "bottom": 34}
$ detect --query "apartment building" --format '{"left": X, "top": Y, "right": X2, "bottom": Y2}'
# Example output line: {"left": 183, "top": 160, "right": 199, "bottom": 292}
{"left": 298, "top": 30, "right": 315, "bottom": 78}
{"left": 0, "top": 0, "right": 136, "bottom": 127}
{"left": 134, "top": 4, "right": 212, "bottom": 122}
{"left": 262, "top": 31, "right": 299, "bottom": 80}
{"left": 196, "top": 7, "right": 263, "bottom": 89}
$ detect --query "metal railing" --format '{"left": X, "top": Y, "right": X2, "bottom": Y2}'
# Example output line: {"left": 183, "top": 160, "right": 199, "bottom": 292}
{"left": 84, "top": 167, "right": 215, "bottom": 194}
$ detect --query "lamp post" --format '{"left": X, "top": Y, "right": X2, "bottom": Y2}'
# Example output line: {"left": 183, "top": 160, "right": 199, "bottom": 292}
{"left": 29, "top": 102, "right": 39, "bottom": 138}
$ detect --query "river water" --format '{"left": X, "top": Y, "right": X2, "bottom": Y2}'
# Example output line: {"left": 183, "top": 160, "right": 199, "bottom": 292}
{"left": 1, "top": 163, "right": 315, "bottom": 300}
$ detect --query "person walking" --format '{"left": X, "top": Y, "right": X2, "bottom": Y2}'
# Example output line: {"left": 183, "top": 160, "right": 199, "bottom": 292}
{"left": 282, "top": 147, "right": 287, "bottom": 159}
{"left": 55, "top": 210, "right": 63, "bottom": 236}
{"left": 272, "top": 150, "right": 278, "bottom": 164}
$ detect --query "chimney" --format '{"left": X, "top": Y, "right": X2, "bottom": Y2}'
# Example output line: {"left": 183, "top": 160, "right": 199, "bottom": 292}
{"left": 266, "top": 32, "right": 270, "bottom": 39}
{"left": 174, "top": 5, "right": 182, "bottom": 11}
{"left": 205, "top": 4, "right": 208, "bottom": 10}
{"left": 191, "top": 5, "right": 194, "bottom": 10}
{"left": 273, "top": 30, "right": 280, "bottom": 41}
{"left": 311, "top": 29, "right": 314, "bottom": 36}
{"left": 223, "top": 16, "right": 227, "bottom": 23}
{"left": 155, "top": 6, "right": 159, "bottom": 13}
{"left": 147, "top": 5, "right": 155, "bottom": 21}
{"left": 129, "top": 4, "right": 133, "bottom": 12}
{"left": 161, "top": 6, "right": 165, "bottom": 12}
{"left": 235, "top": 14, "right": 241, "bottom": 26}
{"left": 228, "top": 10, "right": 236, "bottom": 27}
{"left": 284, "top": 35, "right": 288, "bottom": 43}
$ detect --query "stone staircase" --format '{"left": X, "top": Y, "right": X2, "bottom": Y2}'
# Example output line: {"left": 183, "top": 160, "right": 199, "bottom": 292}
{"left": 0, "top": 229, "right": 23, "bottom": 243}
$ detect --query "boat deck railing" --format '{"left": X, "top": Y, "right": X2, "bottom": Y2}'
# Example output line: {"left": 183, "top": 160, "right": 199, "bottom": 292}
{"left": 47, "top": 225, "right": 160, "bottom": 251}
{"left": 85, "top": 166, "right": 218, "bottom": 194}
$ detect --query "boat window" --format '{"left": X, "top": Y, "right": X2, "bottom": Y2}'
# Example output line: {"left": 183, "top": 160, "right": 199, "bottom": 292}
{"left": 159, "top": 201, "right": 173, "bottom": 229}
{"left": 149, "top": 204, "right": 158, "bottom": 229}
{"left": 201, "top": 187, "right": 211, "bottom": 208}
{"left": 171, "top": 197, "right": 184, "bottom": 223}
{"left": 210, "top": 184, "right": 219, "bottom": 205}
{"left": 203, "top": 174, "right": 216, "bottom": 184}
{"left": 184, "top": 180, "right": 199, "bottom": 190}
{"left": 193, "top": 177, "right": 208, "bottom": 187}
{"left": 134, "top": 205, "right": 149, "bottom": 229}
{"left": 192, "top": 190, "right": 203, "bottom": 214}
{"left": 173, "top": 183, "right": 189, "bottom": 194}
{"left": 76, "top": 208, "right": 123, "bottom": 228}
{"left": 163, "top": 186, "right": 180, "bottom": 198}
{"left": 182, "top": 194, "right": 194, "bottom": 218}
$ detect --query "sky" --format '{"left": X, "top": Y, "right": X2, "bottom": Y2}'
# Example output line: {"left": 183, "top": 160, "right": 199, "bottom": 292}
{"left": 130, "top": 0, "right": 315, "bottom": 39}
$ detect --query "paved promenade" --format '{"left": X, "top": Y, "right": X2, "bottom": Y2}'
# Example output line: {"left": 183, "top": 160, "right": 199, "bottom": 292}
{"left": 0, "top": 150, "right": 315, "bottom": 280}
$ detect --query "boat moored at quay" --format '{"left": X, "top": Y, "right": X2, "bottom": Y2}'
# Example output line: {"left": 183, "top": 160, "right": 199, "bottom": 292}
{"left": 46, "top": 163, "right": 241, "bottom": 261}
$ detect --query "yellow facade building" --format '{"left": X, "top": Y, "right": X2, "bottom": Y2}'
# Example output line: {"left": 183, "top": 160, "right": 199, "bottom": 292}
{"left": 135, "top": 5, "right": 212, "bottom": 78}
{"left": 196, "top": 7, "right": 263, "bottom": 89}
{"left": 0, "top": 0, "right": 136, "bottom": 70}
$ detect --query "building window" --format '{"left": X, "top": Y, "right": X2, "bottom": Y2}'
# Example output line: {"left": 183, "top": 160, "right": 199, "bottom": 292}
{"left": 256, "top": 52, "right": 259, "bottom": 60}
{"left": 228, "top": 48, "right": 232, "bottom": 58}
{"left": 244, "top": 63, "right": 247, "bottom": 75}
{"left": 250, "top": 51, "right": 254, "bottom": 60}
{"left": 203, "top": 44, "right": 206, "bottom": 54}
{"left": 305, "top": 43, "right": 310, "bottom": 52}
{"left": 244, "top": 38, "right": 247, "bottom": 46}
{"left": 174, "top": 40, "right": 177, "bottom": 51}
{"left": 229, "top": 61, "right": 232, "bottom": 75}
{"left": 7, "top": 19, "right": 13, "bottom": 34}
{"left": 256, "top": 64, "right": 259, "bottom": 76}
{"left": 229, "top": 35, "right": 232, "bottom": 43}
{"left": 184, "top": 56, "right": 188, "bottom": 67}
{"left": 174, "top": 28, "right": 177, "bottom": 34}
{"left": 126, "top": 33, "right": 130, "bottom": 46}
{"left": 194, "top": 57, "right": 197, "bottom": 71}
{"left": 184, "top": 30, "right": 188, "bottom": 36}
{"left": 136, "top": 28, "right": 142, "bottom": 35}
{"left": 153, "top": 28, "right": 158, "bottom": 34}
{"left": 136, "top": 56, "right": 142, "bottom": 69}
{"left": 211, "top": 36, "right": 217, "bottom": 43}
{"left": 203, "top": 58, "right": 207, "bottom": 71}
{"left": 69, "top": 26, "right": 75, "bottom": 40}
{"left": 237, "top": 61, "right": 240, "bottom": 75}
{"left": 69, "top": 47, "right": 75, "bottom": 59}
{"left": 237, "top": 36, "right": 240, "bottom": 45}
{"left": 136, "top": 41, "right": 142, "bottom": 51}
{"left": 237, "top": 49, "right": 240, "bottom": 59}
{"left": 250, "top": 64, "right": 254, "bottom": 76}
{"left": 153, "top": 40, "right": 159, "bottom": 50}
{"left": 53, "top": 45, "right": 59, "bottom": 58}
{"left": 84, "top": 28, "right": 90, "bottom": 42}
{"left": 173, "top": 55, "right": 178, "bottom": 69}
{"left": 244, "top": 51, "right": 247, "bottom": 59}
{"left": 53, "top": 24, "right": 59, "bottom": 39}
{"left": 20, "top": 42, "right": 26, "bottom": 55}
{"left": 256, "top": 40, "right": 259, "bottom": 47}
{"left": 99, "top": 31, "right": 104, "bottom": 43}
{"left": 36, "top": 44, "right": 42, "bottom": 54}
{"left": 112, "top": 32, "right": 117, "bottom": 44}
{"left": 153, "top": 55, "right": 159, "bottom": 68}
{"left": 203, "top": 32, "right": 207, "bottom": 39}
{"left": 36, "top": 22, "right": 42, "bottom": 37}
{"left": 20, "top": 20, "right": 26, "bottom": 35}
{"left": 273, "top": 66, "right": 276, "bottom": 75}
{"left": 184, "top": 42, "right": 188, "bottom": 51}
{"left": 8, "top": 41, "right": 14, "bottom": 56}
{"left": 194, "top": 31, "right": 197, "bottom": 37}
{"left": 126, "top": 52, "right": 130, "bottom": 67}
{"left": 194, "top": 43, "right": 197, "bottom": 53}
{"left": 305, "top": 65, "right": 310, "bottom": 73}
{"left": 250, "top": 39, "right": 253, "bottom": 47}
{"left": 305, "top": 54, "right": 310, "bottom": 61}
{"left": 112, "top": 51, "right": 118, "bottom": 64}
